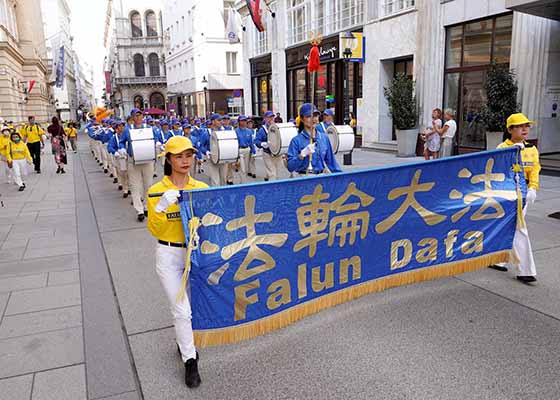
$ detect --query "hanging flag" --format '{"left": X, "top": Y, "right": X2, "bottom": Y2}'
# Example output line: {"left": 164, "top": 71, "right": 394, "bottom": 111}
{"left": 246, "top": 0, "right": 265, "bottom": 32}
{"left": 27, "top": 80, "right": 36, "bottom": 94}
{"left": 55, "top": 46, "right": 65, "bottom": 89}
{"left": 226, "top": 7, "right": 240, "bottom": 43}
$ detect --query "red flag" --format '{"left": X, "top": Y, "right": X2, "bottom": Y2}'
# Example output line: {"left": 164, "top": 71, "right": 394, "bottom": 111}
{"left": 28, "top": 80, "right": 36, "bottom": 94}
{"left": 246, "top": 0, "right": 264, "bottom": 32}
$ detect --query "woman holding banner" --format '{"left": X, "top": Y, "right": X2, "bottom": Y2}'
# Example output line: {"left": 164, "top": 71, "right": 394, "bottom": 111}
{"left": 489, "top": 113, "right": 541, "bottom": 283}
{"left": 146, "top": 136, "right": 208, "bottom": 388}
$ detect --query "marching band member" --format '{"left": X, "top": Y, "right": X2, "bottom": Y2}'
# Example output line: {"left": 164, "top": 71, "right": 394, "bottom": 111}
{"left": 182, "top": 123, "right": 197, "bottom": 177}
{"left": 222, "top": 115, "right": 233, "bottom": 131}
{"left": 166, "top": 118, "right": 182, "bottom": 141}
{"left": 490, "top": 113, "right": 541, "bottom": 283}
{"left": 320, "top": 109, "right": 334, "bottom": 133}
{"left": 146, "top": 135, "right": 207, "bottom": 388}
{"left": 99, "top": 119, "right": 112, "bottom": 173}
{"left": 255, "top": 110, "right": 283, "bottom": 181}
{"left": 247, "top": 117, "right": 257, "bottom": 178}
{"left": 119, "top": 108, "right": 155, "bottom": 222}
{"left": 287, "top": 103, "right": 341, "bottom": 175}
{"left": 6, "top": 131, "right": 33, "bottom": 191}
{"left": 108, "top": 120, "right": 129, "bottom": 198}
{"left": 199, "top": 114, "right": 228, "bottom": 186}
{"left": 161, "top": 120, "right": 170, "bottom": 141}
{"left": 235, "top": 115, "right": 256, "bottom": 183}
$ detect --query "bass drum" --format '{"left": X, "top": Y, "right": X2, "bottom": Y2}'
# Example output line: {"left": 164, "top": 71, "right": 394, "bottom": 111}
{"left": 210, "top": 130, "right": 239, "bottom": 164}
{"left": 130, "top": 127, "right": 156, "bottom": 165}
{"left": 326, "top": 125, "right": 355, "bottom": 155}
{"left": 268, "top": 123, "right": 298, "bottom": 156}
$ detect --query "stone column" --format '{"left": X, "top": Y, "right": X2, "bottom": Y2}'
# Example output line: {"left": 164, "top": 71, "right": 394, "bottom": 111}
{"left": 270, "top": 0, "right": 287, "bottom": 117}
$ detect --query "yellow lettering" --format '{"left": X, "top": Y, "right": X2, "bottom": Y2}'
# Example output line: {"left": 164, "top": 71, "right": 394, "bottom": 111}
{"left": 415, "top": 238, "right": 438, "bottom": 263}
{"left": 266, "top": 279, "right": 292, "bottom": 310}
{"left": 311, "top": 262, "right": 334, "bottom": 292}
{"left": 391, "top": 239, "right": 412, "bottom": 270}
{"left": 444, "top": 229, "right": 459, "bottom": 258}
{"left": 234, "top": 279, "right": 260, "bottom": 321}
{"left": 339, "top": 256, "right": 361, "bottom": 284}
{"left": 461, "top": 231, "right": 484, "bottom": 254}
{"left": 297, "top": 263, "right": 307, "bottom": 299}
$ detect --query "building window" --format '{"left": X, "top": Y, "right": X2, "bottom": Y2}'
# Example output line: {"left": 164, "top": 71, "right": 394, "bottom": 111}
{"left": 253, "top": 24, "right": 269, "bottom": 56}
{"left": 146, "top": 11, "right": 158, "bottom": 37}
{"left": 443, "top": 13, "right": 513, "bottom": 151}
{"left": 133, "top": 54, "right": 145, "bottom": 77}
{"left": 226, "top": 52, "right": 238, "bottom": 74}
{"left": 252, "top": 74, "right": 271, "bottom": 116}
{"left": 134, "top": 95, "right": 144, "bottom": 109}
{"left": 381, "top": 0, "right": 415, "bottom": 17}
{"left": 148, "top": 53, "right": 160, "bottom": 76}
{"left": 130, "top": 11, "right": 142, "bottom": 37}
{"left": 150, "top": 92, "right": 165, "bottom": 110}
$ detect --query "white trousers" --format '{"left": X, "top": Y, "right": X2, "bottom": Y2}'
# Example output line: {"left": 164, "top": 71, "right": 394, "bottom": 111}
{"left": 0, "top": 157, "right": 12, "bottom": 184}
{"left": 206, "top": 161, "right": 228, "bottom": 187}
{"left": 11, "top": 159, "right": 28, "bottom": 187}
{"left": 439, "top": 137, "right": 453, "bottom": 158}
{"left": 128, "top": 161, "right": 154, "bottom": 214}
{"left": 249, "top": 153, "right": 256, "bottom": 176}
{"left": 116, "top": 157, "right": 129, "bottom": 192}
{"left": 238, "top": 148, "right": 251, "bottom": 183}
{"left": 262, "top": 152, "right": 284, "bottom": 180}
{"left": 109, "top": 154, "right": 118, "bottom": 177}
{"left": 93, "top": 140, "right": 102, "bottom": 161}
{"left": 497, "top": 205, "right": 537, "bottom": 277}
{"left": 100, "top": 146, "right": 109, "bottom": 169}
{"left": 155, "top": 244, "right": 196, "bottom": 362}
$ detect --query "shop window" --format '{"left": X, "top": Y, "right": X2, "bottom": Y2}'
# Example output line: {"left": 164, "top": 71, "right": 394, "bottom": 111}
{"left": 493, "top": 14, "right": 513, "bottom": 64}
{"left": 446, "top": 26, "right": 463, "bottom": 69}
{"left": 227, "top": 52, "right": 238, "bottom": 75}
{"left": 463, "top": 20, "right": 492, "bottom": 66}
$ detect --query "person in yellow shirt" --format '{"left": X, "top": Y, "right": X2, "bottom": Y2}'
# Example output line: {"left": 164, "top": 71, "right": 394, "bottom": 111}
{"left": 6, "top": 132, "right": 33, "bottom": 191}
{"left": 22, "top": 116, "right": 45, "bottom": 173}
{"left": 65, "top": 122, "right": 78, "bottom": 153}
{"left": 0, "top": 126, "right": 13, "bottom": 184}
{"left": 489, "top": 113, "right": 541, "bottom": 283}
{"left": 146, "top": 135, "right": 207, "bottom": 388}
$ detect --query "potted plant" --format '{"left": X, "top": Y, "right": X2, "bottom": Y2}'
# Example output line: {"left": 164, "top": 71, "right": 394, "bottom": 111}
{"left": 481, "top": 64, "right": 520, "bottom": 150}
{"left": 383, "top": 73, "right": 418, "bottom": 157}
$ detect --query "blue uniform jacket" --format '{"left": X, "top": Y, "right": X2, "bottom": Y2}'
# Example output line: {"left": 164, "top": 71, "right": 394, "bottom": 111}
{"left": 101, "top": 128, "right": 113, "bottom": 144}
{"left": 235, "top": 127, "right": 256, "bottom": 154}
{"left": 287, "top": 129, "right": 342, "bottom": 174}
{"left": 197, "top": 128, "right": 211, "bottom": 160}
{"left": 153, "top": 126, "right": 165, "bottom": 144}
{"left": 164, "top": 129, "right": 181, "bottom": 142}
{"left": 107, "top": 133, "right": 120, "bottom": 155}
{"left": 255, "top": 125, "right": 271, "bottom": 154}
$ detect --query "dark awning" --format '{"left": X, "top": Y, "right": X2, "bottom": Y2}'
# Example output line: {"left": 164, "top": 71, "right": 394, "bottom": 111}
{"left": 506, "top": 0, "right": 560, "bottom": 21}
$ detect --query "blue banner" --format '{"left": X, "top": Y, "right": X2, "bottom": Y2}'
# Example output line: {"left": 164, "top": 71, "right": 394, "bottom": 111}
{"left": 55, "top": 46, "right": 65, "bottom": 89}
{"left": 179, "top": 148, "right": 523, "bottom": 346}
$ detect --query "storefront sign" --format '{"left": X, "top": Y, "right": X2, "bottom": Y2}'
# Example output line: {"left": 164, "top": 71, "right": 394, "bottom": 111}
{"left": 261, "top": 80, "right": 267, "bottom": 94}
{"left": 303, "top": 44, "right": 339, "bottom": 62}
{"left": 339, "top": 32, "right": 365, "bottom": 63}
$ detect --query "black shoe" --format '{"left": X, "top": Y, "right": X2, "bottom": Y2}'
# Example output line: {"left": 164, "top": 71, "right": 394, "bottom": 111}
{"left": 104, "top": 169, "right": 108, "bottom": 173}
{"left": 128, "top": 190, "right": 131, "bottom": 195}
{"left": 110, "top": 173, "right": 114, "bottom": 178}
{"left": 123, "top": 192, "right": 128, "bottom": 199}
{"left": 153, "top": 174, "right": 157, "bottom": 178}
{"left": 36, "top": 170, "right": 41, "bottom": 174}
{"left": 184, "top": 358, "right": 201, "bottom": 388}
{"left": 56, "top": 167, "right": 60, "bottom": 174}
{"left": 264, "top": 178, "right": 269, "bottom": 182}
{"left": 18, "top": 185, "right": 24, "bottom": 191}
{"left": 61, "top": 169, "right": 65, "bottom": 174}
{"left": 137, "top": 213, "right": 145, "bottom": 222}
{"left": 252, "top": 174, "right": 257, "bottom": 178}
{"left": 113, "top": 178, "right": 118, "bottom": 184}
{"left": 247, "top": 173, "right": 252, "bottom": 177}
{"left": 118, "top": 185, "right": 123, "bottom": 191}
{"left": 22, "top": 183, "right": 26, "bottom": 188}
{"left": 488, "top": 265, "right": 508, "bottom": 272}
{"left": 517, "top": 276, "right": 537, "bottom": 283}
{"left": 144, "top": 210, "right": 148, "bottom": 217}
{"left": 227, "top": 181, "right": 233, "bottom": 185}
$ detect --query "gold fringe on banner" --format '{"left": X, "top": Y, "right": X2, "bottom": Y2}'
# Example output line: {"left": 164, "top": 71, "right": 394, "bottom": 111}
{"left": 193, "top": 250, "right": 510, "bottom": 348}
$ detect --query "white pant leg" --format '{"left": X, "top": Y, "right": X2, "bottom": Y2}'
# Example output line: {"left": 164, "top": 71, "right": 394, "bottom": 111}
{"left": 219, "top": 163, "right": 228, "bottom": 185}
{"left": 206, "top": 161, "right": 221, "bottom": 187}
{"left": 262, "top": 152, "right": 274, "bottom": 180}
{"left": 249, "top": 153, "right": 256, "bottom": 175}
{"left": 94, "top": 141, "right": 102, "bottom": 161}
{"left": 12, "top": 159, "right": 26, "bottom": 187}
{"left": 140, "top": 162, "right": 154, "bottom": 204}
{"left": 272, "top": 155, "right": 284, "bottom": 180}
{"left": 513, "top": 206, "right": 537, "bottom": 277}
{"left": 0, "top": 157, "right": 12, "bottom": 183}
{"left": 226, "top": 162, "right": 234, "bottom": 183}
{"left": 101, "top": 147, "right": 109, "bottom": 169}
{"left": 155, "top": 244, "right": 196, "bottom": 362}
{"left": 128, "top": 162, "right": 145, "bottom": 214}
{"left": 238, "top": 148, "right": 250, "bottom": 183}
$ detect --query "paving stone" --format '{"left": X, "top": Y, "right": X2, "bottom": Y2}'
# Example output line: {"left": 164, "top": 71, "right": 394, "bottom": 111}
{"left": 0, "top": 273, "right": 47, "bottom": 293}
{"left": 32, "top": 364, "right": 86, "bottom": 400}
{"left": 0, "top": 292, "right": 8, "bottom": 318}
{"left": 0, "top": 374, "right": 33, "bottom": 400}
{"left": 0, "top": 254, "right": 78, "bottom": 278}
{"left": 0, "top": 215, "right": 36, "bottom": 225}
{"left": 1, "top": 238, "right": 29, "bottom": 250}
{"left": 5, "top": 284, "right": 81, "bottom": 316}
{"left": 48, "top": 270, "right": 79, "bottom": 286}
{"left": 20, "top": 201, "right": 59, "bottom": 212}
{"left": 0, "top": 247, "right": 25, "bottom": 263}
{"left": 92, "top": 391, "right": 139, "bottom": 400}
{"left": 37, "top": 208, "right": 75, "bottom": 217}
{"left": 0, "top": 327, "right": 83, "bottom": 378}
{"left": 0, "top": 306, "right": 82, "bottom": 339}
{"left": 24, "top": 244, "right": 77, "bottom": 260}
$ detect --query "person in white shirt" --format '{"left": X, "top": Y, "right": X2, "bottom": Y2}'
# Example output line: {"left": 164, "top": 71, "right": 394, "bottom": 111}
{"left": 433, "top": 108, "right": 457, "bottom": 158}
{"left": 422, "top": 108, "right": 442, "bottom": 160}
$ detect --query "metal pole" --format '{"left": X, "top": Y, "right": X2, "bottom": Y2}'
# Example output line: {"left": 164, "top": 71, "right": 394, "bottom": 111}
{"left": 343, "top": 57, "right": 352, "bottom": 165}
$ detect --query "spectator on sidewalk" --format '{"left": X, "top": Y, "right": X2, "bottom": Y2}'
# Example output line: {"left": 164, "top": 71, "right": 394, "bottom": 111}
{"left": 22, "top": 115, "right": 45, "bottom": 173}
{"left": 6, "top": 131, "right": 32, "bottom": 191}
{"left": 274, "top": 112, "right": 283, "bottom": 124}
{"left": 433, "top": 108, "right": 457, "bottom": 158}
{"left": 422, "top": 108, "right": 442, "bottom": 160}
{"left": 66, "top": 121, "right": 78, "bottom": 153}
{"left": 48, "top": 117, "right": 68, "bottom": 174}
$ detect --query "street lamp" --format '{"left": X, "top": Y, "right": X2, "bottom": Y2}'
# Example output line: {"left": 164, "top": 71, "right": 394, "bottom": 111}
{"left": 201, "top": 76, "right": 208, "bottom": 117}
{"left": 341, "top": 31, "right": 356, "bottom": 165}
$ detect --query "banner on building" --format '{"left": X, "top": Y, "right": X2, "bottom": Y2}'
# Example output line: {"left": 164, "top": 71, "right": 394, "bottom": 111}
{"left": 226, "top": 7, "right": 240, "bottom": 43}
{"left": 246, "top": 0, "right": 265, "bottom": 32}
{"left": 105, "top": 71, "right": 112, "bottom": 95}
{"left": 178, "top": 149, "right": 523, "bottom": 347}
{"left": 55, "top": 46, "right": 65, "bottom": 89}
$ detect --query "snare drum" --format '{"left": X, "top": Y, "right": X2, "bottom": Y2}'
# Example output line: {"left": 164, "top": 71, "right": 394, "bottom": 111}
{"left": 210, "top": 130, "right": 239, "bottom": 164}
{"left": 130, "top": 127, "right": 156, "bottom": 165}
{"left": 268, "top": 123, "right": 298, "bottom": 156}
{"left": 326, "top": 125, "right": 355, "bottom": 155}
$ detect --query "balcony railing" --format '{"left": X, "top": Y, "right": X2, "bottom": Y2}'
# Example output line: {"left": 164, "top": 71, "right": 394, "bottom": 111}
{"left": 115, "top": 76, "right": 167, "bottom": 85}
{"left": 118, "top": 36, "right": 164, "bottom": 48}
{"left": 380, "top": 0, "right": 415, "bottom": 18}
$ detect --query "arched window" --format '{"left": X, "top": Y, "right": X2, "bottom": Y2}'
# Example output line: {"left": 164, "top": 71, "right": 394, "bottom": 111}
{"left": 146, "top": 11, "right": 158, "bottom": 37}
{"left": 134, "top": 95, "right": 144, "bottom": 109}
{"left": 148, "top": 53, "right": 160, "bottom": 76}
{"left": 130, "top": 11, "right": 142, "bottom": 37}
{"left": 133, "top": 54, "right": 145, "bottom": 77}
{"left": 150, "top": 92, "right": 165, "bottom": 110}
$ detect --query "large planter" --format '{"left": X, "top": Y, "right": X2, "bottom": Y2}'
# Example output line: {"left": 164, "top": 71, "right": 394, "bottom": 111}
{"left": 396, "top": 128, "right": 418, "bottom": 157}
{"left": 486, "top": 131, "right": 503, "bottom": 150}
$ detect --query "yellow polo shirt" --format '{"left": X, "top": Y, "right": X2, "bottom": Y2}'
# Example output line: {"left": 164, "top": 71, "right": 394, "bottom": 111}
{"left": 147, "top": 176, "right": 208, "bottom": 243}
{"left": 6, "top": 141, "right": 32, "bottom": 162}
{"left": 22, "top": 124, "right": 45, "bottom": 144}
{"left": 498, "top": 139, "right": 541, "bottom": 191}
{"left": 0, "top": 136, "right": 9, "bottom": 157}
{"left": 65, "top": 127, "right": 77, "bottom": 138}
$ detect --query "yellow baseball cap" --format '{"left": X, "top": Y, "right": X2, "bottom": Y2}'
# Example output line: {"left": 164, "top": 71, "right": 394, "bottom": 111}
{"left": 506, "top": 113, "right": 535, "bottom": 128}
{"left": 159, "top": 136, "right": 197, "bottom": 157}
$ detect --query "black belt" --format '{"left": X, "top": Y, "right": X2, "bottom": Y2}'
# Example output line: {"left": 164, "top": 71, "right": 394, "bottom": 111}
{"left": 158, "top": 240, "right": 187, "bottom": 248}
{"left": 239, "top": 146, "right": 249, "bottom": 149}
{"left": 298, "top": 171, "right": 321, "bottom": 175}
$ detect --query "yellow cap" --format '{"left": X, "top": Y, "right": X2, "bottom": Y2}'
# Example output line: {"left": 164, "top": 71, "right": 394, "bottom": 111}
{"left": 159, "top": 136, "right": 196, "bottom": 157}
{"left": 506, "top": 113, "right": 535, "bottom": 128}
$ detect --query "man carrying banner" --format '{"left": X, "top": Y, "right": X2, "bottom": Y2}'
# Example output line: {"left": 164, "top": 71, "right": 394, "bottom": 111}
{"left": 489, "top": 113, "right": 541, "bottom": 283}
{"left": 146, "top": 135, "right": 207, "bottom": 388}
{"left": 287, "top": 103, "right": 341, "bottom": 175}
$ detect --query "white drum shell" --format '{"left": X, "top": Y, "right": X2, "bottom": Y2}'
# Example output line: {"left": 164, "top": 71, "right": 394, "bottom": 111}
{"left": 130, "top": 128, "right": 156, "bottom": 164}
{"left": 327, "top": 125, "right": 355, "bottom": 154}
{"left": 269, "top": 123, "right": 298, "bottom": 156}
{"left": 210, "top": 130, "right": 239, "bottom": 164}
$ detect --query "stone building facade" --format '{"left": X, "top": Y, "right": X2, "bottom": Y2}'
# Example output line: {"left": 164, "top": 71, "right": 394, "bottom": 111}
{"left": 0, "top": 0, "right": 52, "bottom": 124}
{"left": 106, "top": 0, "right": 167, "bottom": 117}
